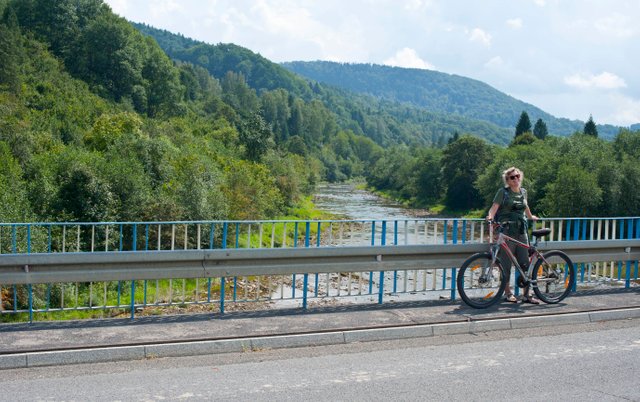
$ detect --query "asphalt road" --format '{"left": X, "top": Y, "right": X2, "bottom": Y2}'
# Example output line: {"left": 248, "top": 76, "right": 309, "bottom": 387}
{"left": 2, "top": 318, "right": 639, "bottom": 401}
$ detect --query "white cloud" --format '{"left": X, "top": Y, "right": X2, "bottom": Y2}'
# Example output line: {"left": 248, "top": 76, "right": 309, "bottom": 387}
{"left": 403, "top": 0, "right": 431, "bottom": 11}
{"left": 484, "top": 56, "right": 504, "bottom": 69}
{"left": 105, "top": 0, "right": 129, "bottom": 15}
{"left": 506, "top": 18, "right": 522, "bottom": 29}
{"left": 606, "top": 93, "right": 640, "bottom": 126}
{"left": 594, "top": 13, "right": 636, "bottom": 38}
{"left": 383, "top": 48, "right": 434, "bottom": 70}
{"left": 469, "top": 28, "right": 491, "bottom": 47}
{"left": 148, "top": 0, "right": 182, "bottom": 19}
{"left": 533, "top": 0, "right": 546, "bottom": 6}
{"left": 564, "top": 72, "right": 627, "bottom": 90}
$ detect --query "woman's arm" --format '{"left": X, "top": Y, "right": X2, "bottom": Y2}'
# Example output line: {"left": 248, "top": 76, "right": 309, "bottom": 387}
{"left": 525, "top": 206, "right": 538, "bottom": 220}
{"left": 486, "top": 202, "right": 500, "bottom": 221}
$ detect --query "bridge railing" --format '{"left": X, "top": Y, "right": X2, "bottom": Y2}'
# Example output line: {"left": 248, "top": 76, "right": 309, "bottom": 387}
{"left": 1, "top": 217, "right": 639, "bottom": 254}
{"left": 0, "top": 217, "right": 638, "bottom": 322}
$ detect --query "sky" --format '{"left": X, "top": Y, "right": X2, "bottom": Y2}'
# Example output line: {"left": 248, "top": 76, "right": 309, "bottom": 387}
{"left": 104, "top": 0, "right": 640, "bottom": 127}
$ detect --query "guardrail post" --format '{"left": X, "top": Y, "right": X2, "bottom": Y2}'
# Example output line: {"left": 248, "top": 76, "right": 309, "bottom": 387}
{"left": 47, "top": 224, "right": 52, "bottom": 253}
{"left": 369, "top": 221, "right": 376, "bottom": 294}
{"left": 220, "top": 277, "right": 225, "bottom": 314}
{"left": 394, "top": 220, "right": 398, "bottom": 246}
{"left": 451, "top": 220, "right": 458, "bottom": 300}
{"left": 11, "top": 225, "right": 16, "bottom": 254}
{"left": 28, "top": 284, "right": 33, "bottom": 323}
{"left": 378, "top": 221, "right": 387, "bottom": 304}
{"left": 303, "top": 222, "right": 310, "bottom": 310}
{"left": 130, "top": 280, "right": 135, "bottom": 320}
{"left": 132, "top": 224, "right": 137, "bottom": 251}
{"left": 441, "top": 220, "right": 448, "bottom": 290}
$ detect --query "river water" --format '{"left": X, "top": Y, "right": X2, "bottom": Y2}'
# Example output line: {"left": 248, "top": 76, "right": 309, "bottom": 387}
{"left": 312, "top": 183, "right": 430, "bottom": 221}
{"left": 269, "top": 183, "right": 452, "bottom": 306}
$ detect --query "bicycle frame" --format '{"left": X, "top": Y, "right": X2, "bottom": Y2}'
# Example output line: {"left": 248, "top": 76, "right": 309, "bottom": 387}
{"left": 489, "top": 223, "right": 542, "bottom": 285}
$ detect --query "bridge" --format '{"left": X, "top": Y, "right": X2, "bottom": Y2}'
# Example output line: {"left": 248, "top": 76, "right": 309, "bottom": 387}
{"left": 0, "top": 217, "right": 639, "bottom": 369}
{"left": 1, "top": 217, "right": 638, "bottom": 320}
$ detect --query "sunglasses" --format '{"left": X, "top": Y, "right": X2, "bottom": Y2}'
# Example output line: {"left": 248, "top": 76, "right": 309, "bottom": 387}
{"left": 508, "top": 174, "right": 520, "bottom": 180}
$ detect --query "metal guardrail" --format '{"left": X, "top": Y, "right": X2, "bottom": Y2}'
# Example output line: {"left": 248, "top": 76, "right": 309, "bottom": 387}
{"left": 1, "top": 240, "right": 638, "bottom": 285}
{"left": 0, "top": 231, "right": 638, "bottom": 322}
{"left": 1, "top": 217, "right": 638, "bottom": 254}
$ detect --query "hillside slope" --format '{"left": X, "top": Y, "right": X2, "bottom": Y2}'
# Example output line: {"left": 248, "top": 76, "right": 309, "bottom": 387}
{"left": 134, "top": 23, "right": 513, "bottom": 146}
{"left": 282, "top": 61, "right": 621, "bottom": 139}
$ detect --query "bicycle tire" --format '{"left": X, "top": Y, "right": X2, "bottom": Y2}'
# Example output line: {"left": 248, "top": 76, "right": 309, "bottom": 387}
{"left": 457, "top": 252, "right": 507, "bottom": 309}
{"left": 532, "top": 250, "right": 575, "bottom": 303}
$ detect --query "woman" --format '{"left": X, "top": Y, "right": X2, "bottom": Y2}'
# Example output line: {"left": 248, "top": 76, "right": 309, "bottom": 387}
{"left": 485, "top": 167, "right": 540, "bottom": 304}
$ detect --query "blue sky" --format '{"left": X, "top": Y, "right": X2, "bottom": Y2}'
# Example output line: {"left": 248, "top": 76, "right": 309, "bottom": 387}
{"left": 105, "top": 0, "right": 639, "bottom": 127}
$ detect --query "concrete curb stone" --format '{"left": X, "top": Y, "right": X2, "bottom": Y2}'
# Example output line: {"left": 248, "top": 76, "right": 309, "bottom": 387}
{"left": 344, "top": 325, "right": 434, "bottom": 343}
{"left": 589, "top": 308, "right": 640, "bottom": 322}
{"left": 509, "top": 312, "right": 591, "bottom": 329}
{"left": 250, "top": 332, "right": 345, "bottom": 350}
{"left": 1, "top": 306, "right": 638, "bottom": 370}
{"left": 145, "top": 338, "right": 249, "bottom": 358}
{"left": 26, "top": 346, "right": 145, "bottom": 367}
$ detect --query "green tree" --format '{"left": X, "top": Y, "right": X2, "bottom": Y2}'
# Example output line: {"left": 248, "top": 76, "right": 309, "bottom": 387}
{"left": 613, "top": 129, "right": 640, "bottom": 160}
{"left": 510, "top": 131, "right": 537, "bottom": 147}
{"left": 412, "top": 147, "right": 443, "bottom": 205}
{"left": 141, "top": 36, "right": 183, "bottom": 117}
{"left": 55, "top": 161, "right": 116, "bottom": 222}
{"left": 540, "top": 164, "right": 602, "bottom": 217}
{"left": 260, "top": 88, "right": 291, "bottom": 143}
{"left": 0, "top": 19, "right": 22, "bottom": 93}
{"left": 0, "top": 141, "right": 33, "bottom": 221}
{"left": 583, "top": 115, "right": 598, "bottom": 137}
{"left": 239, "top": 113, "right": 274, "bottom": 161}
{"left": 617, "top": 156, "right": 640, "bottom": 215}
{"left": 441, "top": 135, "right": 492, "bottom": 210}
{"left": 515, "top": 111, "right": 532, "bottom": 137}
{"left": 533, "top": 118, "right": 548, "bottom": 140}
{"left": 221, "top": 71, "right": 259, "bottom": 117}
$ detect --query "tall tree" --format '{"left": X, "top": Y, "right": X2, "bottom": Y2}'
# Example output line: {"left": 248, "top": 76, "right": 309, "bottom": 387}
{"left": 533, "top": 118, "right": 548, "bottom": 140}
{"left": 584, "top": 115, "right": 598, "bottom": 137}
{"left": 441, "top": 135, "right": 491, "bottom": 210}
{"left": 515, "top": 111, "right": 532, "bottom": 137}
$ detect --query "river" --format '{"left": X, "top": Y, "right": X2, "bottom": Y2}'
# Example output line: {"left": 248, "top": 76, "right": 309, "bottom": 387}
{"left": 312, "top": 183, "right": 430, "bottom": 221}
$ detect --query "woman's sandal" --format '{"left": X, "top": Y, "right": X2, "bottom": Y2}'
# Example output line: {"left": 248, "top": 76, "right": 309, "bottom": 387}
{"left": 504, "top": 293, "right": 518, "bottom": 303}
{"left": 522, "top": 296, "right": 541, "bottom": 305}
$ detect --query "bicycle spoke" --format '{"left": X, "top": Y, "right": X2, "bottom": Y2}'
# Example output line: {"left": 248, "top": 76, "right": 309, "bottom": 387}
{"left": 457, "top": 253, "right": 506, "bottom": 308}
{"left": 532, "top": 250, "right": 575, "bottom": 303}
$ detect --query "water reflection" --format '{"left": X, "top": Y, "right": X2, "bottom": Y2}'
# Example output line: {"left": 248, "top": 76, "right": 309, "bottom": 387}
{"left": 313, "top": 183, "right": 429, "bottom": 220}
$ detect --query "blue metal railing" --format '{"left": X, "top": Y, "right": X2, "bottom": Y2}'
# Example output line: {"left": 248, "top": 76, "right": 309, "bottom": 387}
{"left": 1, "top": 217, "right": 638, "bottom": 254}
{"left": 0, "top": 217, "right": 638, "bottom": 321}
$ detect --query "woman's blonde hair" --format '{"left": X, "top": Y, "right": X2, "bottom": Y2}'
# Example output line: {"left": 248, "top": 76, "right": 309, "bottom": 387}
{"left": 502, "top": 167, "right": 524, "bottom": 185}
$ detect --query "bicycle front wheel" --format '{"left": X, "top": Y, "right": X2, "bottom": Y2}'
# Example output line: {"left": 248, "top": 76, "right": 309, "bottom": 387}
{"left": 457, "top": 252, "right": 506, "bottom": 309}
{"left": 532, "top": 250, "right": 575, "bottom": 303}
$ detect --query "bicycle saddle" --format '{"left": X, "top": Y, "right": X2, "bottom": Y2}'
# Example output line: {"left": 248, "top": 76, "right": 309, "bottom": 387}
{"left": 532, "top": 228, "right": 551, "bottom": 238}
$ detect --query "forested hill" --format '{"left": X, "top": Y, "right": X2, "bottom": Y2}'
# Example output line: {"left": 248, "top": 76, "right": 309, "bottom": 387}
{"left": 133, "top": 23, "right": 513, "bottom": 146}
{"left": 282, "top": 61, "right": 621, "bottom": 139}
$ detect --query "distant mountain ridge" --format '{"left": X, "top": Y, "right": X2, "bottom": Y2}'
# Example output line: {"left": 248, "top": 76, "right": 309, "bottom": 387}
{"left": 134, "top": 23, "right": 513, "bottom": 146}
{"left": 282, "top": 61, "right": 621, "bottom": 139}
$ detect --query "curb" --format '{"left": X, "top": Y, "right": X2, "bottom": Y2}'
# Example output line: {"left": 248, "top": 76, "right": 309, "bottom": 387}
{"left": 2, "top": 307, "right": 639, "bottom": 370}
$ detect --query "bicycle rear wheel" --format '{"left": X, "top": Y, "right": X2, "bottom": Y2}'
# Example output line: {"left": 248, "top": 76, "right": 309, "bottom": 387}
{"left": 457, "top": 252, "right": 506, "bottom": 308}
{"left": 532, "top": 250, "right": 575, "bottom": 303}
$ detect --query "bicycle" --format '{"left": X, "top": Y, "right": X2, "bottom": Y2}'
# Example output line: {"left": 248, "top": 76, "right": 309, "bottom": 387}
{"left": 456, "top": 221, "right": 575, "bottom": 309}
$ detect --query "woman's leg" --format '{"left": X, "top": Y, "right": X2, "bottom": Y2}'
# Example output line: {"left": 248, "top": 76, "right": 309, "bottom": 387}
{"left": 498, "top": 248, "right": 515, "bottom": 299}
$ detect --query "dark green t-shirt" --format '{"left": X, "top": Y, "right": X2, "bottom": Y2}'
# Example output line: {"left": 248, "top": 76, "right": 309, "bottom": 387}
{"left": 493, "top": 187, "right": 528, "bottom": 235}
